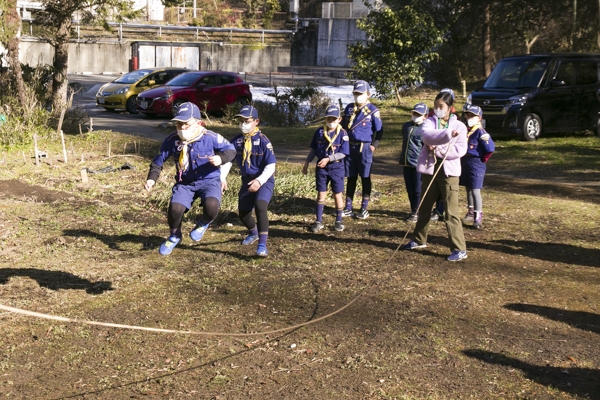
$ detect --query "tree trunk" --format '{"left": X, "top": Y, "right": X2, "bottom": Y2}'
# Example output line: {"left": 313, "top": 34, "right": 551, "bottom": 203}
{"left": 50, "top": 20, "right": 71, "bottom": 113}
{"left": 4, "top": 1, "right": 27, "bottom": 110}
{"left": 482, "top": 2, "right": 492, "bottom": 77}
{"left": 597, "top": 0, "right": 600, "bottom": 50}
{"left": 524, "top": 34, "right": 539, "bottom": 54}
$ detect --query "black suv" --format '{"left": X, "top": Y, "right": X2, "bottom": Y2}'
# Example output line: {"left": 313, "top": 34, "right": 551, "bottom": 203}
{"left": 467, "top": 53, "right": 600, "bottom": 140}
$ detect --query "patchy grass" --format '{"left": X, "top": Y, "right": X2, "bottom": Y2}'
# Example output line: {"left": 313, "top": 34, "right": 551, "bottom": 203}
{"left": 0, "top": 116, "right": 599, "bottom": 399}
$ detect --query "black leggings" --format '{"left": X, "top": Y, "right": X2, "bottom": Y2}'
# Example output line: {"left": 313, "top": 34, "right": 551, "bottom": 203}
{"left": 346, "top": 176, "right": 372, "bottom": 199}
{"left": 168, "top": 197, "right": 220, "bottom": 230}
{"left": 239, "top": 200, "right": 269, "bottom": 233}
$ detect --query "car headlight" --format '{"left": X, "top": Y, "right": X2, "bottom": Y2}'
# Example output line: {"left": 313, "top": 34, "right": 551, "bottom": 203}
{"left": 96, "top": 84, "right": 108, "bottom": 97}
{"left": 157, "top": 94, "right": 172, "bottom": 101}
{"left": 115, "top": 86, "right": 130, "bottom": 95}
{"left": 506, "top": 94, "right": 529, "bottom": 106}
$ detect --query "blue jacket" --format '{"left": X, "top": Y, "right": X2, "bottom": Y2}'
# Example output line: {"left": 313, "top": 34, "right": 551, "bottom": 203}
{"left": 341, "top": 102, "right": 383, "bottom": 144}
{"left": 466, "top": 126, "right": 495, "bottom": 159}
{"left": 400, "top": 121, "right": 424, "bottom": 167}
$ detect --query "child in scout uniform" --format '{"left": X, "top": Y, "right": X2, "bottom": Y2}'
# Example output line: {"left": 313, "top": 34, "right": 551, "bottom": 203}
{"left": 144, "top": 102, "right": 237, "bottom": 256}
{"left": 302, "top": 104, "right": 350, "bottom": 232}
{"left": 220, "top": 105, "right": 276, "bottom": 257}
{"left": 400, "top": 102, "right": 428, "bottom": 222}
{"left": 402, "top": 90, "right": 469, "bottom": 262}
{"left": 459, "top": 104, "right": 495, "bottom": 229}
{"left": 340, "top": 80, "right": 384, "bottom": 220}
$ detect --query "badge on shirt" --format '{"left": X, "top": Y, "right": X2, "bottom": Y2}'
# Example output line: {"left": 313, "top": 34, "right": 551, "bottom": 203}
{"left": 266, "top": 143, "right": 274, "bottom": 154}
{"left": 342, "top": 135, "right": 349, "bottom": 141}
{"left": 253, "top": 139, "right": 260, "bottom": 145}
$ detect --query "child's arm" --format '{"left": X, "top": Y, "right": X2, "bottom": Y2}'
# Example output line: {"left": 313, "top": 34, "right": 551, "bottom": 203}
{"left": 302, "top": 148, "right": 317, "bottom": 175}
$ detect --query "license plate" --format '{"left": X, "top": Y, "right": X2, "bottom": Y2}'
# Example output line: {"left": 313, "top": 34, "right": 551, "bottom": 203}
{"left": 98, "top": 97, "right": 105, "bottom": 104}
{"left": 139, "top": 100, "right": 148, "bottom": 109}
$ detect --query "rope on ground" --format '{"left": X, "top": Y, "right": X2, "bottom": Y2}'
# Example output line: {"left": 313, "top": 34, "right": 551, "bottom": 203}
{"left": 0, "top": 138, "right": 456, "bottom": 337}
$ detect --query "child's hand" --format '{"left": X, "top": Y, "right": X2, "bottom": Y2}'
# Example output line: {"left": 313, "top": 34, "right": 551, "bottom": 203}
{"left": 247, "top": 179, "right": 261, "bottom": 193}
{"left": 480, "top": 133, "right": 490, "bottom": 141}
{"left": 317, "top": 158, "right": 329, "bottom": 168}
{"left": 209, "top": 155, "right": 222, "bottom": 166}
{"left": 220, "top": 180, "right": 228, "bottom": 194}
{"left": 451, "top": 129, "right": 461, "bottom": 137}
{"left": 302, "top": 162, "right": 308, "bottom": 175}
{"left": 144, "top": 179, "right": 155, "bottom": 192}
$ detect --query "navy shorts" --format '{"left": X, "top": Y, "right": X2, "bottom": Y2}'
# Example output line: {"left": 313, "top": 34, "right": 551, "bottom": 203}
{"left": 171, "top": 178, "right": 222, "bottom": 209}
{"left": 316, "top": 162, "right": 345, "bottom": 193}
{"left": 345, "top": 142, "right": 373, "bottom": 178}
{"left": 238, "top": 177, "right": 274, "bottom": 211}
{"left": 460, "top": 156, "right": 487, "bottom": 189}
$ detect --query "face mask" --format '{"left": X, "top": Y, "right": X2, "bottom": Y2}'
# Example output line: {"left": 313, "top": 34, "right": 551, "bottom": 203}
{"left": 326, "top": 121, "right": 338, "bottom": 129}
{"left": 240, "top": 122, "right": 254, "bottom": 134}
{"left": 354, "top": 94, "right": 368, "bottom": 105}
{"left": 177, "top": 124, "right": 198, "bottom": 141}
{"left": 467, "top": 117, "right": 480, "bottom": 127}
{"left": 434, "top": 108, "right": 447, "bottom": 119}
{"left": 411, "top": 115, "right": 424, "bottom": 125}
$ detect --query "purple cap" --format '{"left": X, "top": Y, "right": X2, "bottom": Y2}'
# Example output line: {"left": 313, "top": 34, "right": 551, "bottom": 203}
{"left": 440, "top": 88, "right": 455, "bottom": 100}
{"left": 353, "top": 80, "right": 370, "bottom": 94}
{"left": 236, "top": 105, "right": 259, "bottom": 119}
{"left": 325, "top": 105, "right": 341, "bottom": 118}
{"left": 464, "top": 104, "right": 483, "bottom": 117}
{"left": 172, "top": 102, "right": 201, "bottom": 122}
{"left": 412, "top": 102, "right": 428, "bottom": 115}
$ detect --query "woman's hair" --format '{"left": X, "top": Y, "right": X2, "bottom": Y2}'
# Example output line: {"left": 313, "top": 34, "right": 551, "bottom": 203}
{"left": 435, "top": 91, "right": 455, "bottom": 108}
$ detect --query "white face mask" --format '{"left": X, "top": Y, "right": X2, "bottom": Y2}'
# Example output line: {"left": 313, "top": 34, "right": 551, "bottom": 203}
{"left": 326, "top": 121, "right": 338, "bottom": 129}
{"left": 467, "top": 117, "right": 480, "bottom": 127}
{"left": 354, "top": 93, "right": 368, "bottom": 105}
{"left": 177, "top": 123, "right": 199, "bottom": 141}
{"left": 411, "top": 115, "right": 424, "bottom": 125}
{"left": 434, "top": 108, "right": 447, "bottom": 119}
{"left": 239, "top": 122, "right": 254, "bottom": 134}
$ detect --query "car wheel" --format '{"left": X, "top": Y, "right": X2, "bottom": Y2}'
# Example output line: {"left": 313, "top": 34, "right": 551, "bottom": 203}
{"left": 125, "top": 96, "right": 138, "bottom": 114}
{"left": 172, "top": 99, "right": 187, "bottom": 117}
{"left": 142, "top": 113, "right": 157, "bottom": 119}
{"left": 522, "top": 114, "right": 541, "bottom": 141}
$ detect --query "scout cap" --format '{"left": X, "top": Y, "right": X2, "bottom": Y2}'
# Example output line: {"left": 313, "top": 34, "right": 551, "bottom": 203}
{"left": 325, "top": 104, "right": 341, "bottom": 118}
{"left": 172, "top": 102, "right": 201, "bottom": 122}
{"left": 412, "top": 103, "right": 428, "bottom": 116}
{"left": 464, "top": 104, "right": 483, "bottom": 117}
{"left": 353, "top": 80, "right": 370, "bottom": 94}
{"left": 236, "top": 104, "right": 259, "bottom": 119}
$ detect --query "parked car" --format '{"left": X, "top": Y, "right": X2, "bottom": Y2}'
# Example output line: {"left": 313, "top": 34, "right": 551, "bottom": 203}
{"left": 96, "top": 67, "right": 192, "bottom": 114}
{"left": 467, "top": 53, "right": 600, "bottom": 140}
{"left": 136, "top": 71, "right": 252, "bottom": 117}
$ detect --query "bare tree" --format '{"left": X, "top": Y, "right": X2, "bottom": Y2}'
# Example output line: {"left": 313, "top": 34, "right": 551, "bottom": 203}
{"left": 0, "top": 0, "right": 27, "bottom": 108}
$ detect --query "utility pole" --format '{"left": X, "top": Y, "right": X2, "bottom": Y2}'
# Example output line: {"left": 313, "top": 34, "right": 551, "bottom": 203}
{"left": 193, "top": 0, "right": 197, "bottom": 19}
{"left": 571, "top": 0, "right": 577, "bottom": 51}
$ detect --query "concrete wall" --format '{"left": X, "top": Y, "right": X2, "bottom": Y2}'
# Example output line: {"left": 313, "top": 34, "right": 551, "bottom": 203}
{"left": 317, "top": 18, "right": 367, "bottom": 68}
{"left": 18, "top": 38, "right": 291, "bottom": 74}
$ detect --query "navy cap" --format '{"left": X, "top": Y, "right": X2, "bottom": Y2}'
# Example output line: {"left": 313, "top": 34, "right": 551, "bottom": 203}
{"left": 464, "top": 104, "right": 483, "bottom": 117}
{"left": 412, "top": 102, "right": 428, "bottom": 116}
{"left": 440, "top": 88, "right": 455, "bottom": 100}
{"left": 236, "top": 105, "right": 259, "bottom": 119}
{"left": 353, "top": 80, "right": 370, "bottom": 94}
{"left": 172, "top": 102, "right": 201, "bottom": 122}
{"left": 325, "top": 104, "right": 341, "bottom": 118}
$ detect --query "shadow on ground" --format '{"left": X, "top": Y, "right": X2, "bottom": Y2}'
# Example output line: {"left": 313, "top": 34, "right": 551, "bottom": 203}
{"left": 504, "top": 303, "right": 600, "bottom": 335}
{"left": 0, "top": 268, "right": 112, "bottom": 294}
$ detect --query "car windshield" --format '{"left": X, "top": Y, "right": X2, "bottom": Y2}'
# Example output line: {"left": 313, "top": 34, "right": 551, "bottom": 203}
{"left": 484, "top": 59, "right": 549, "bottom": 89}
{"left": 166, "top": 72, "right": 203, "bottom": 87}
{"left": 114, "top": 70, "right": 152, "bottom": 84}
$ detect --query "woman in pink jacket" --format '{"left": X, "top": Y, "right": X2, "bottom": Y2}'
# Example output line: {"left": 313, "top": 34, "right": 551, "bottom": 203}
{"left": 402, "top": 90, "right": 468, "bottom": 261}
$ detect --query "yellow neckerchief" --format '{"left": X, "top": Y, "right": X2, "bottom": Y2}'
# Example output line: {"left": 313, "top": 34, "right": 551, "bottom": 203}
{"left": 467, "top": 123, "right": 482, "bottom": 138}
{"left": 323, "top": 124, "right": 342, "bottom": 154}
{"left": 242, "top": 126, "right": 259, "bottom": 167}
{"left": 178, "top": 126, "right": 204, "bottom": 173}
{"left": 347, "top": 101, "right": 370, "bottom": 129}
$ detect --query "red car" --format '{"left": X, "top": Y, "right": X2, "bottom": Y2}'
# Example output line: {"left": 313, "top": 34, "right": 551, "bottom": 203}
{"left": 136, "top": 71, "right": 252, "bottom": 117}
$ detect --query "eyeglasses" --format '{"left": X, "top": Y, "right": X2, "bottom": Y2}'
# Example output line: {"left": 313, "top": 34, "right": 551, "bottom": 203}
{"left": 175, "top": 120, "right": 196, "bottom": 129}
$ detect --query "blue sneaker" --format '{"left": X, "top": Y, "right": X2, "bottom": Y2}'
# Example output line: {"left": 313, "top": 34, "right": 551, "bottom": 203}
{"left": 447, "top": 250, "right": 467, "bottom": 262}
{"left": 401, "top": 240, "right": 427, "bottom": 250}
{"left": 159, "top": 236, "right": 181, "bottom": 256}
{"left": 242, "top": 233, "right": 259, "bottom": 245}
{"left": 256, "top": 244, "right": 268, "bottom": 257}
{"left": 189, "top": 222, "right": 209, "bottom": 242}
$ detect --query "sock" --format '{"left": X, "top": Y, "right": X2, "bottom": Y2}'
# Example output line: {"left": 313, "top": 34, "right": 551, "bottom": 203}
{"left": 335, "top": 208, "right": 343, "bottom": 222}
{"left": 258, "top": 233, "right": 268, "bottom": 245}
{"left": 361, "top": 196, "right": 369, "bottom": 211}
{"left": 345, "top": 197, "right": 353, "bottom": 210}
{"left": 250, "top": 227, "right": 258, "bottom": 236}
{"left": 316, "top": 202, "right": 325, "bottom": 222}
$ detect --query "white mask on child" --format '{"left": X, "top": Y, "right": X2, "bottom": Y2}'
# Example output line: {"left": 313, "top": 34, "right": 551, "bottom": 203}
{"left": 467, "top": 117, "right": 480, "bottom": 127}
{"left": 411, "top": 115, "right": 424, "bottom": 125}
{"left": 177, "top": 123, "right": 201, "bottom": 141}
{"left": 239, "top": 122, "right": 254, "bottom": 134}
{"left": 434, "top": 109, "right": 447, "bottom": 119}
{"left": 326, "top": 122, "right": 338, "bottom": 129}
{"left": 354, "top": 94, "right": 368, "bottom": 105}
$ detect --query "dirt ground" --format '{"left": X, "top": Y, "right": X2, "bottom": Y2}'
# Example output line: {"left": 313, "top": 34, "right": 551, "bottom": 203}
{"left": 0, "top": 140, "right": 599, "bottom": 399}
